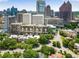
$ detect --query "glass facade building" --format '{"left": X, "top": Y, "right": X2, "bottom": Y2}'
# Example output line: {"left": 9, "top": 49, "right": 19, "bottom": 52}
{"left": 36, "top": 0, "right": 45, "bottom": 14}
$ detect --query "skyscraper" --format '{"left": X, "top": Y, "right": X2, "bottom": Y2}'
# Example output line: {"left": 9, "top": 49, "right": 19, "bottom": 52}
{"left": 59, "top": 1, "right": 72, "bottom": 24}
{"left": 50, "top": 10, "right": 54, "bottom": 17}
{"left": 36, "top": 0, "right": 45, "bottom": 14}
{"left": 6, "top": 6, "right": 18, "bottom": 16}
{"left": 45, "top": 5, "right": 51, "bottom": 17}
{"left": 11, "top": 6, "right": 18, "bottom": 16}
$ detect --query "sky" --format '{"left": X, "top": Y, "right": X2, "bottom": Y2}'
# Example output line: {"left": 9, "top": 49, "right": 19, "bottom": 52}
{"left": 0, "top": 0, "right": 79, "bottom": 11}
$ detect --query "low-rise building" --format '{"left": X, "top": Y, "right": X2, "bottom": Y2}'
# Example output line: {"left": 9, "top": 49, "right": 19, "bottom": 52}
{"left": 10, "top": 13, "right": 48, "bottom": 34}
{"left": 10, "top": 23, "right": 22, "bottom": 34}
{"left": 45, "top": 17, "right": 64, "bottom": 27}
{"left": 11, "top": 23, "right": 48, "bottom": 34}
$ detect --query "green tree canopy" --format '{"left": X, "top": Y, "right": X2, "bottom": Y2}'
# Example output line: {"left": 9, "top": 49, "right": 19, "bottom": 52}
{"left": 41, "top": 45, "right": 56, "bottom": 56}
{"left": 53, "top": 41, "right": 61, "bottom": 48}
{"left": 62, "top": 38, "right": 70, "bottom": 47}
{"left": 2, "top": 38, "right": 17, "bottom": 49}
{"left": 65, "top": 53, "right": 72, "bottom": 58}
{"left": 13, "top": 52, "right": 22, "bottom": 58}
{"left": 64, "top": 22, "right": 78, "bottom": 29}
{"left": 44, "top": 34, "right": 54, "bottom": 39}
{"left": 25, "top": 38, "right": 39, "bottom": 48}
{"left": 68, "top": 41, "right": 75, "bottom": 50}
{"left": 23, "top": 49, "right": 39, "bottom": 58}
{"left": 39, "top": 34, "right": 49, "bottom": 44}
{"left": 75, "top": 38, "right": 79, "bottom": 43}
{"left": 2, "top": 52, "right": 14, "bottom": 58}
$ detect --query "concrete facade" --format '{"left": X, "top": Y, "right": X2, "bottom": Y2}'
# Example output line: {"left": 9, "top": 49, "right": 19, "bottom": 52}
{"left": 45, "top": 17, "right": 64, "bottom": 27}
{"left": 32, "top": 14, "right": 44, "bottom": 25}
{"left": 10, "top": 13, "right": 48, "bottom": 34}
{"left": 23, "top": 13, "right": 32, "bottom": 25}
{"left": 11, "top": 23, "right": 48, "bottom": 34}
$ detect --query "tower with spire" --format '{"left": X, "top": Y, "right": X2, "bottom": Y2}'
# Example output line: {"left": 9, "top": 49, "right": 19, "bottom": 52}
{"left": 59, "top": 1, "right": 72, "bottom": 24}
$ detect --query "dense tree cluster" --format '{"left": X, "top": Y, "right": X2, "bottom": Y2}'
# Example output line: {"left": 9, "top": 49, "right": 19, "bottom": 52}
{"left": 47, "top": 28, "right": 57, "bottom": 34}
{"left": 41, "top": 45, "right": 56, "bottom": 56}
{"left": 2, "top": 52, "right": 14, "bottom": 58}
{"left": 39, "top": 34, "right": 54, "bottom": 44}
{"left": 0, "top": 38, "right": 17, "bottom": 49}
{"left": 64, "top": 22, "right": 78, "bottom": 29}
{"left": 59, "top": 31, "right": 68, "bottom": 37}
{"left": 25, "top": 38, "right": 39, "bottom": 48}
{"left": 75, "top": 38, "right": 79, "bottom": 43}
{"left": 53, "top": 41, "right": 61, "bottom": 48}
{"left": 23, "top": 49, "right": 39, "bottom": 58}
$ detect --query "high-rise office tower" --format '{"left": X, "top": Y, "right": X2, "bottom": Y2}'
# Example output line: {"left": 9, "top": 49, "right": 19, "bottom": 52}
{"left": 11, "top": 6, "right": 18, "bottom": 16}
{"left": 45, "top": 5, "right": 54, "bottom": 17}
{"left": 6, "top": 8, "right": 11, "bottom": 15}
{"left": 51, "top": 10, "right": 54, "bottom": 17}
{"left": 59, "top": 1, "right": 72, "bottom": 24}
{"left": 6, "top": 6, "right": 18, "bottom": 16}
{"left": 45, "top": 5, "right": 51, "bottom": 17}
{"left": 36, "top": 0, "right": 46, "bottom": 14}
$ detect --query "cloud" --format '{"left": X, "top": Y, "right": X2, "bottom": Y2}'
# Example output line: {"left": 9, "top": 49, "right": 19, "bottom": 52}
{"left": 0, "top": 0, "right": 8, "bottom": 2}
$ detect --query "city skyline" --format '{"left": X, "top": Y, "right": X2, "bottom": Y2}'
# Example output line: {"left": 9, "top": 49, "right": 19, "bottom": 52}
{"left": 0, "top": 0, "right": 79, "bottom": 11}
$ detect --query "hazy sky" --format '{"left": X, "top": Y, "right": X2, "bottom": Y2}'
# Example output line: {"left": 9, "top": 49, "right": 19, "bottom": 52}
{"left": 0, "top": 0, "right": 79, "bottom": 11}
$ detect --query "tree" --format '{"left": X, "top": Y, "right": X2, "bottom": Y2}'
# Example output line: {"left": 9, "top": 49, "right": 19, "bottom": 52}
{"left": 2, "top": 38, "right": 17, "bottom": 49}
{"left": 64, "top": 22, "right": 78, "bottom": 29}
{"left": 57, "top": 41, "right": 61, "bottom": 48}
{"left": 39, "top": 34, "right": 49, "bottom": 44}
{"left": 0, "top": 33, "right": 8, "bottom": 41}
{"left": 0, "top": 36, "right": 4, "bottom": 41}
{"left": 53, "top": 41, "right": 57, "bottom": 47}
{"left": 25, "top": 38, "right": 39, "bottom": 48}
{"left": 58, "top": 50, "right": 63, "bottom": 54}
{"left": 53, "top": 41, "right": 61, "bottom": 48}
{"left": 0, "top": 41, "right": 3, "bottom": 49}
{"left": 45, "top": 34, "right": 54, "bottom": 40}
{"left": 41, "top": 45, "right": 56, "bottom": 56}
{"left": 65, "top": 53, "right": 72, "bottom": 58}
{"left": 68, "top": 41, "right": 75, "bottom": 50}
{"left": 73, "top": 49, "right": 78, "bottom": 54}
{"left": 0, "top": 53, "right": 2, "bottom": 58}
{"left": 13, "top": 52, "right": 22, "bottom": 58}
{"left": 62, "top": 39, "right": 70, "bottom": 47}
{"left": 75, "top": 38, "right": 79, "bottom": 43}
{"left": 77, "top": 34, "right": 79, "bottom": 38}
{"left": 59, "top": 31, "right": 67, "bottom": 37}
{"left": 17, "top": 43, "right": 32, "bottom": 49}
{"left": 2, "top": 52, "right": 14, "bottom": 58}
{"left": 47, "top": 28, "right": 53, "bottom": 34}
{"left": 23, "top": 49, "right": 39, "bottom": 58}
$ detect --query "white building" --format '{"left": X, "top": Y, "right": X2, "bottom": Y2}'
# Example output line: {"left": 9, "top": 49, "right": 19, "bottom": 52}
{"left": 2, "top": 15, "right": 9, "bottom": 33}
{"left": 32, "top": 14, "right": 44, "bottom": 25}
{"left": 23, "top": 13, "right": 32, "bottom": 25}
